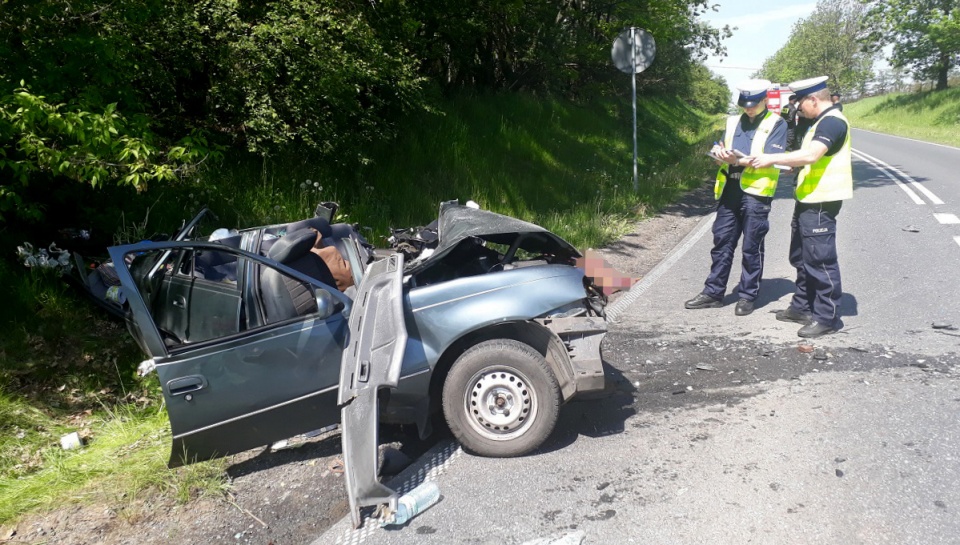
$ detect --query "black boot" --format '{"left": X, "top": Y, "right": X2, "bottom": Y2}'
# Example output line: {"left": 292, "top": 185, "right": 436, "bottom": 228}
{"left": 776, "top": 307, "right": 812, "bottom": 325}
{"left": 798, "top": 321, "right": 837, "bottom": 338}
{"left": 684, "top": 293, "right": 722, "bottom": 309}
{"left": 735, "top": 299, "right": 754, "bottom": 316}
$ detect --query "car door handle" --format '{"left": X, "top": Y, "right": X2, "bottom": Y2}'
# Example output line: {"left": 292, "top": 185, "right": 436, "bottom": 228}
{"left": 172, "top": 296, "right": 186, "bottom": 308}
{"left": 167, "top": 375, "right": 207, "bottom": 396}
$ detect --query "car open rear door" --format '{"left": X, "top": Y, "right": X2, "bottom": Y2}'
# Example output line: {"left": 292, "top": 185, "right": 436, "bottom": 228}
{"left": 109, "top": 241, "right": 352, "bottom": 467}
{"left": 338, "top": 253, "right": 407, "bottom": 528}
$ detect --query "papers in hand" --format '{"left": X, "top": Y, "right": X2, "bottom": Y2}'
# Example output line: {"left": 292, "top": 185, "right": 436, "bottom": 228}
{"left": 709, "top": 148, "right": 790, "bottom": 170}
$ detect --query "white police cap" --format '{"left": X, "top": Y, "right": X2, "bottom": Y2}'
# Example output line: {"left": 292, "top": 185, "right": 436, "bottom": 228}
{"left": 788, "top": 76, "right": 828, "bottom": 98}
{"left": 736, "top": 79, "right": 771, "bottom": 107}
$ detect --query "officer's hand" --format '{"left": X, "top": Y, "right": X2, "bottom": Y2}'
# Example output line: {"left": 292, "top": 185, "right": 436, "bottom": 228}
{"left": 716, "top": 148, "right": 738, "bottom": 165}
{"left": 748, "top": 155, "right": 774, "bottom": 169}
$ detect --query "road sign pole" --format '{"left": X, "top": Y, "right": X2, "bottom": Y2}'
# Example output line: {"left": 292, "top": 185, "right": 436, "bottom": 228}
{"left": 610, "top": 27, "right": 655, "bottom": 193}
{"left": 630, "top": 27, "right": 638, "bottom": 192}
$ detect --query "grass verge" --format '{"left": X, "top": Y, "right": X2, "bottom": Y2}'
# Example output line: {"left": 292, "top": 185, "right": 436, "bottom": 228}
{"left": 845, "top": 88, "right": 960, "bottom": 148}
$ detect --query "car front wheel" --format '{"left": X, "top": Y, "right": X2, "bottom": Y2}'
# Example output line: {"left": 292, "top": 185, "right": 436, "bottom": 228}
{"left": 442, "top": 339, "right": 560, "bottom": 457}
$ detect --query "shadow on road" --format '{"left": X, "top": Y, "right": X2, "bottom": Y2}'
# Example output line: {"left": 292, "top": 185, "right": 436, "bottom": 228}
{"left": 535, "top": 362, "right": 637, "bottom": 455}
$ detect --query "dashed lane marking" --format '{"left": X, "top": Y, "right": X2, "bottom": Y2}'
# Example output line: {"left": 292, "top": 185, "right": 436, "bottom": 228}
{"left": 934, "top": 213, "right": 960, "bottom": 225}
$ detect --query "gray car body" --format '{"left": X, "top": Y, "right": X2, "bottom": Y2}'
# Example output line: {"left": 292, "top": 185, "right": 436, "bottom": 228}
{"left": 110, "top": 203, "right": 606, "bottom": 524}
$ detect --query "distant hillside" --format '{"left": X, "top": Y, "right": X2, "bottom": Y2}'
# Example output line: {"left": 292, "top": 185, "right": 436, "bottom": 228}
{"left": 844, "top": 88, "right": 960, "bottom": 148}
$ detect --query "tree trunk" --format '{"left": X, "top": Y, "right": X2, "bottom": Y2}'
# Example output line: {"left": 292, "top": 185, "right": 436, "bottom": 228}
{"left": 936, "top": 51, "right": 949, "bottom": 90}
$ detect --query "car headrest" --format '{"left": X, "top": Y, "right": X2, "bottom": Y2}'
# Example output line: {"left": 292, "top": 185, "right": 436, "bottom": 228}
{"left": 267, "top": 229, "right": 317, "bottom": 264}
{"left": 286, "top": 217, "right": 333, "bottom": 239}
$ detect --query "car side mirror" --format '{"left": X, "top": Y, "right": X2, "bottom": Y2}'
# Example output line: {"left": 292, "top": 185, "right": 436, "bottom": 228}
{"left": 315, "top": 288, "right": 338, "bottom": 319}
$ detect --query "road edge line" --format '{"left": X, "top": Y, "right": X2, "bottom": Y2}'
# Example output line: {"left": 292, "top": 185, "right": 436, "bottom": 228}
{"left": 605, "top": 210, "right": 716, "bottom": 322}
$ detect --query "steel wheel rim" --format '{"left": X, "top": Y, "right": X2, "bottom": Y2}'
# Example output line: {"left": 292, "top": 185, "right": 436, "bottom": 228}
{"left": 463, "top": 366, "right": 537, "bottom": 441}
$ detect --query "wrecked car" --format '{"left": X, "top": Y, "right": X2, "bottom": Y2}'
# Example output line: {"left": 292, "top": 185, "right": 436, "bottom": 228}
{"left": 104, "top": 200, "right": 607, "bottom": 525}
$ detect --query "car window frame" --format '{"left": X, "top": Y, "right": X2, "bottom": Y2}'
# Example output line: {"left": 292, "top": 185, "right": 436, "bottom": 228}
{"left": 109, "top": 240, "right": 353, "bottom": 359}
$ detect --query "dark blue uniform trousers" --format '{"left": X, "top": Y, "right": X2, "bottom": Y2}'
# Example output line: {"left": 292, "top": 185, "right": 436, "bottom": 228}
{"left": 788, "top": 200, "right": 843, "bottom": 329}
{"left": 703, "top": 189, "right": 772, "bottom": 301}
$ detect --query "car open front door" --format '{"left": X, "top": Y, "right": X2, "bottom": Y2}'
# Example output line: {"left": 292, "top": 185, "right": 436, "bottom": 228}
{"left": 109, "top": 241, "right": 352, "bottom": 467}
{"left": 338, "top": 253, "right": 407, "bottom": 528}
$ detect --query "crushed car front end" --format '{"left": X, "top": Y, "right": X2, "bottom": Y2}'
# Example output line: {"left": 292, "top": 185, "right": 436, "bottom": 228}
{"left": 380, "top": 203, "right": 609, "bottom": 449}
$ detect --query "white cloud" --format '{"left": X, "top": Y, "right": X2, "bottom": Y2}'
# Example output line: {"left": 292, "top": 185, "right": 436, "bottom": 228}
{"left": 710, "top": 4, "right": 816, "bottom": 29}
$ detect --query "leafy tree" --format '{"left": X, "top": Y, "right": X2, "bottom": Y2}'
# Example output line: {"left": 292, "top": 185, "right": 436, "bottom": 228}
{"left": 0, "top": 0, "right": 735, "bottom": 225}
{"left": 389, "top": 0, "right": 730, "bottom": 96}
{"left": 0, "top": 86, "right": 217, "bottom": 222}
{"left": 758, "top": 0, "right": 875, "bottom": 96}
{"left": 861, "top": 0, "right": 960, "bottom": 90}
{"left": 205, "top": 0, "right": 426, "bottom": 158}
{"left": 687, "top": 66, "right": 729, "bottom": 113}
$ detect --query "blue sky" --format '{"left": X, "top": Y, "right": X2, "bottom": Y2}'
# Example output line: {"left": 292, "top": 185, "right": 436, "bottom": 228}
{"left": 697, "top": 0, "right": 817, "bottom": 101}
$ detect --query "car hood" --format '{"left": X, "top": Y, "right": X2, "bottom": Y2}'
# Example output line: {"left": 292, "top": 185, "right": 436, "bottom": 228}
{"left": 407, "top": 203, "right": 581, "bottom": 273}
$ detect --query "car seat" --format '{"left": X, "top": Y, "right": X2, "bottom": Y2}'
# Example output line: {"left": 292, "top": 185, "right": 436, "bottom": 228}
{"left": 260, "top": 229, "right": 337, "bottom": 322}
{"left": 194, "top": 234, "right": 242, "bottom": 282}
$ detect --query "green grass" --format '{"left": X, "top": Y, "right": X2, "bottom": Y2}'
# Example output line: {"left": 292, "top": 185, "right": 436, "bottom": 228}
{"left": 0, "top": 402, "right": 227, "bottom": 523}
{"left": 0, "top": 91, "right": 719, "bottom": 527}
{"left": 0, "top": 262, "right": 225, "bottom": 524}
{"left": 845, "top": 88, "right": 960, "bottom": 148}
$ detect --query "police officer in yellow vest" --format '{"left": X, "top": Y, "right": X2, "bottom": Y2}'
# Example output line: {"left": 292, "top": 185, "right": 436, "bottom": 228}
{"left": 685, "top": 79, "right": 787, "bottom": 316}
{"left": 747, "top": 76, "right": 852, "bottom": 338}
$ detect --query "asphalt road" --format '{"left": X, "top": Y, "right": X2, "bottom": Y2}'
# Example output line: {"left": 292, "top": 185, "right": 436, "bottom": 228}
{"left": 316, "top": 130, "right": 960, "bottom": 545}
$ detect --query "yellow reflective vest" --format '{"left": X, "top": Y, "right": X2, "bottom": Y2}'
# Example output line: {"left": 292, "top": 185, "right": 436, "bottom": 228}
{"left": 714, "top": 111, "right": 782, "bottom": 200}
{"left": 796, "top": 109, "right": 853, "bottom": 202}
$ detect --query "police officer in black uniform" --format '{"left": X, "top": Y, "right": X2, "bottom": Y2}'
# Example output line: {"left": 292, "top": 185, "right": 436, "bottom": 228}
{"left": 685, "top": 79, "right": 788, "bottom": 316}
{"left": 830, "top": 92, "right": 843, "bottom": 112}
{"left": 781, "top": 95, "right": 799, "bottom": 150}
{"left": 748, "top": 76, "right": 852, "bottom": 338}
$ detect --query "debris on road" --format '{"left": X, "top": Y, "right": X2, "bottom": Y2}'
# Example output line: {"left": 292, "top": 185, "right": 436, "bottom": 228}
{"left": 798, "top": 344, "right": 814, "bottom": 354}
{"left": 521, "top": 530, "right": 587, "bottom": 545}
{"left": 901, "top": 225, "right": 920, "bottom": 232}
{"left": 695, "top": 363, "right": 716, "bottom": 371}
{"left": 932, "top": 322, "right": 957, "bottom": 330}
{"left": 380, "top": 481, "right": 441, "bottom": 527}
{"left": 326, "top": 457, "right": 345, "bottom": 475}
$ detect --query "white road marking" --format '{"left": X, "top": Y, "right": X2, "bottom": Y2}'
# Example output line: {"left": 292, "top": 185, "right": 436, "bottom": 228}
{"left": 855, "top": 128, "right": 960, "bottom": 151}
{"left": 934, "top": 213, "right": 960, "bottom": 224}
{"left": 852, "top": 149, "right": 924, "bottom": 204}
{"left": 605, "top": 211, "right": 716, "bottom": 322}
{"left": 853, "top": 149, "right": 945, "bottom": 205}
{"left": 955, "top": 236, "right": 960, "bottom": 249}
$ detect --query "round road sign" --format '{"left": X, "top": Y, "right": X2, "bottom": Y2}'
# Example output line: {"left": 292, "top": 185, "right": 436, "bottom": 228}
{"left": 611, "top": 28, "right": 656, "bottom": 74}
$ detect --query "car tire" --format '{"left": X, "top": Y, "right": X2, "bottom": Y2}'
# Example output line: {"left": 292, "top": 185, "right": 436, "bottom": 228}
{"left": 442, "top": 339, "right": 560, "bottom": 457}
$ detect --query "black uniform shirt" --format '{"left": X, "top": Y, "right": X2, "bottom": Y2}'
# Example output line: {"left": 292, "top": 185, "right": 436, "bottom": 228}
{"left": 809, "top": 105, "right": 848, "bottom": 157}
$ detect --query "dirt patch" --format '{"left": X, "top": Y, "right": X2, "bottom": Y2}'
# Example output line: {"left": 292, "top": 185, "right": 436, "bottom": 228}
{"left": 597, "top": 181, "right": 715, "bottom": 288}
{"left": 7, "top": 430, "right": 352, "bottom": 545}
{"left": 4, "top": 184, "right": 717, "bottom": 545}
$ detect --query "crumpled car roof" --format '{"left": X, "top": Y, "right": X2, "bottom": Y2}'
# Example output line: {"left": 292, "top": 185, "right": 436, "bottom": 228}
{"left": 406, "top": 203, "right": 581, "bottom": 273}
